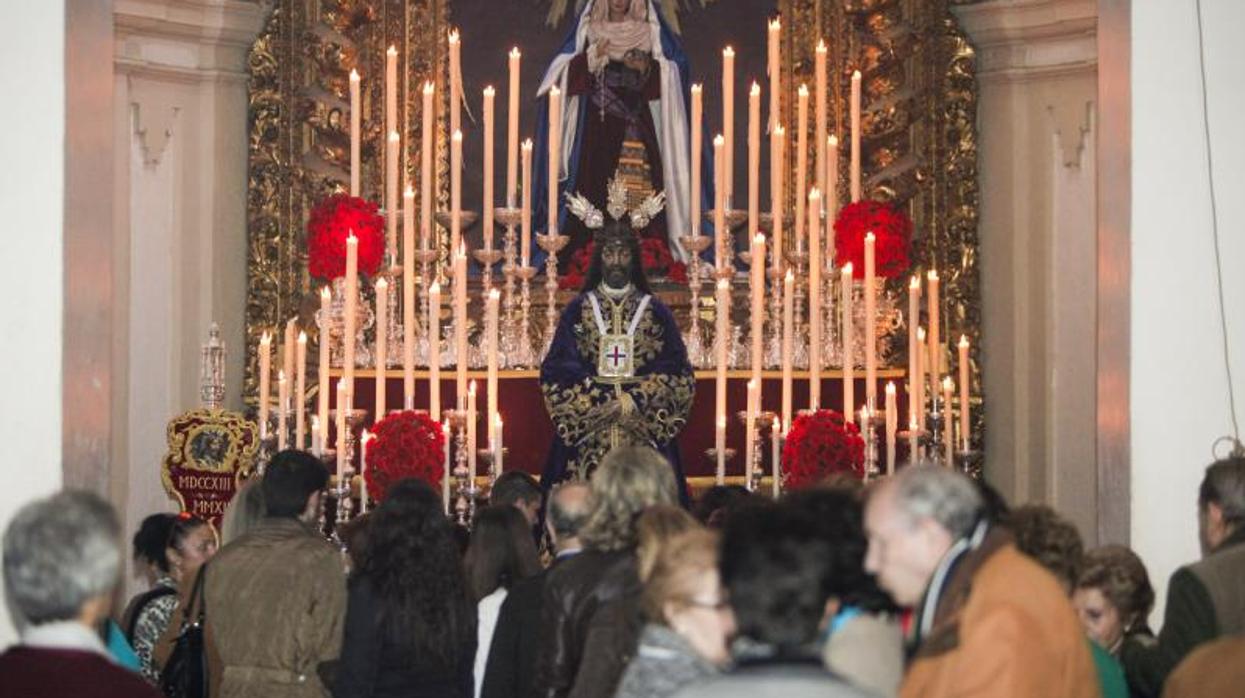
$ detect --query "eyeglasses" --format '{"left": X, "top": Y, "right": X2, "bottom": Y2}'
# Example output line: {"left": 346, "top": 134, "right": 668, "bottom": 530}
{"left": 680, "top": 596, "right": 730, "bottom": 612}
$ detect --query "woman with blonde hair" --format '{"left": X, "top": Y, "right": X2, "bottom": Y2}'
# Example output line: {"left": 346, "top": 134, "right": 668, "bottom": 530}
{"left": 635, "top": 504, "right": 698, "bottom": 582}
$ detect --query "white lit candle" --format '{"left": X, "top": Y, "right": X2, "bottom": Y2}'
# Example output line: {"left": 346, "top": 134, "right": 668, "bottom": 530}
{"left": 318, "top": 288, "right": 330, "bottom": 449}
{"left": 770, "top": 124, "right": 785, "bottom": 275}
{"left": 722, "top": 47, "right": 735, "bottom": 205}
{"left": 941, "top": 376, "right": 954, "bottom": 466}
{"left": 385, "top": 45, "right": 397, "bottom": 144}
{"left": 311, "top": 415, "right": 322, "bottom": 455}
{"left": 483, "top": 86, "right": 496, "bottom": 251}
{"left": 713, "top": 135, "right": 726, "bottom": 270}
{"left": 374, "top": 277, "right": 389, "bottom": 420}
{"left": 749, "top": 233, "right": 766, "bottom": 396}
{"left": 344, "top": 234, "right": 359, "bottom": 393}
{"left": 386, "top": 131, "right": 400, "bottom": 260}
{"left": 258, "top": 331, "right": 272, "bottom": 438}
{"left": 927, "top": 269, "right": 941, "bottom": 389}
{"left": 826, "top": 135, "right": 839, "bottom": 251}
{"left": 467, "top": 380, "right": 478, "bottom": 482}
{"left": 690, "top": 84, "right": 702, "bottom": 238}
{"left": 767, "top": 19, "right": 781, "bottom": 132}
{"left": 885, "top": 382, "right": 897, "bottom": 475}
{"left": 715, "top": 415, "right": 727, "bottom": 485}
{"left": 782, "top": 269, "right": 794, "bottom": 432}
{"left": 360, "top": 429, "right": 373, "bottom": 513}
{"left": 715, "top": 277, "right": 730, "bottom": 457}
{"left": 486, "top": 289, "right": 500, "bottom": 446}
{"left": 916, "top": 326, "right": 927, "bottom": 433}
{"left": 428, "top": 282, "right": 442, "bottom": 422}
{"left": 808, "top": 189, "right": 822, "bottom": 408}
{"left": 842, "top": 263, "right": 855, "bottom": 423}
{"left": 507, "top": 47, "right": 521, "bottom": 206}
{"left": 296, "top": 331, "right": 307, "bottom": 448}
{"left": 747, "top": 82, "right": 760, "bottom": 239}
{"left": 421, "top": 82, "right": 435, "bottom": 254}
{"left": 277, "top": 370, "right": 288, "bottom": 450}
{"left": 442, "top": 420, "right": 451, "bottom": 512}
{"left": 283, "top": 320, "right": 296, "bottom": 409}
{"left": 907, "top": 276, "right": 921, "bottom": 427}
{"left": 521, "top": 139, "right": 533, "bottom": 267}
{"left": 403, "top": 185, "right": 416, "bottom": 407}
{"left": 547, "top": 85, "right": 561, "bottom": 235}
{"left": 745, "top": 378, "right": 757, "bottom": 486}
{"left": 815, "top": 40, "right": 827, "bottom": 211}
{"left": 864, "top": 232, "right": 877, "bottom": 409}
{"left": 850, "top": 70, "right": 862, "bottom": 202}
{"left": 451, "top": 130, "right": 463, "bottom": 254}
{"left": 449, "top": 29, "right": 461, "bottom": 139}
{"left": 795, "top": 84, "right": 808, "bottom": 251}
{"left": 772, "top": 421, "right": 782, "bottom": 498}
{"left": 958, "top": 335, "right": 971, "bottom": 452}
{"left": 454, "top": 246, "right": 468, "bottom": 402}
{"left": 350, "top": 69, "right": 360, "bottom": 196}
{"left": 494, "top": 415, "right": 505, "bottom": 475}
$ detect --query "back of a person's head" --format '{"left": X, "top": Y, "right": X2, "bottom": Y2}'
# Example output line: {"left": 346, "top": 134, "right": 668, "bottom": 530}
{"left": 1006, "top": 504, "right": 1084, "bottom": 589}
{"left": 1199, "top": 456, "right": 1245, "bottom": 527}
{"left": 642, "top": 527, "right": 719, "bottom": 623}
{"left": 132, "top": 513, "right": 178, "bottom": 573}
{"left": 547, "top": 482, "right": 592, "bottom": 542}
{"left": 3, "top": 490, "right": 121, "bottom": 626}
{"left": 464, "top": 504, "right": 541, "bottom": 601}
{"left": 580, "top": 445, "right": 678, "bottom": 551}
{"left": 720, "top": 501, "right": 833, "bottom": 651}
{"left": 785, "top": 486, "right": 897, "bottom": 613}
{"left": 491, "top": 470, "right": 541, "bottom": 508}
{"left": 888, "top": 464, "right": 984, "bottom": 540}
{"left": 692, "top": 484, "right": 752, "bottom": 527}
{"left": 221, "top": 478, "right": 267, "bottom": 544}
{"left": 262, "top": 449, "right": 329, "bottom": 518}
{"left": 636, "top": 504, "right": 699, "bottom": 582}
{"left": 1077, "top": 544, "right": 1155, "bottom": 627}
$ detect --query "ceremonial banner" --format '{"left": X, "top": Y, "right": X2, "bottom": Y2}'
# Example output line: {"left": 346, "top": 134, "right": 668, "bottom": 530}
{"left": 161, "top": 409, "right": 260, "bottom": 529}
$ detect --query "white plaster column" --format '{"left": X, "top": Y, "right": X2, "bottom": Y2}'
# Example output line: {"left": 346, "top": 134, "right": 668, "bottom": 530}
{"left": 112, "top": 0, "right": 266, "bottom": 597}
{"left": 954, "top": 0, "right": 1101, "bottom": 539}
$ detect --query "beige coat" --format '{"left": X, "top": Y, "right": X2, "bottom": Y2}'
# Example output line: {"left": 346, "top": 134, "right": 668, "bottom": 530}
{"left": 204, "top": 518, "right": 347, "bottom": 698}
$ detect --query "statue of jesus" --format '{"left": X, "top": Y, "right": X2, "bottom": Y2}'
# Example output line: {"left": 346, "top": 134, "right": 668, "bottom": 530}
{"left": 539, "top": 181, "right": 694, "bottom": 503}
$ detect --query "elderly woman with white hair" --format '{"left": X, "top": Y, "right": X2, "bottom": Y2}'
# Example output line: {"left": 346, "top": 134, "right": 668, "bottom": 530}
{"left": 0, "top": 490, "right": 161, "bottom": 697}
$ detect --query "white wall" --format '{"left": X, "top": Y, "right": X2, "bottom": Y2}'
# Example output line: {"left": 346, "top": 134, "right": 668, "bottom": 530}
{"left": 1131, "top": 0, "right": 1245, "bottom": 623}
{"left": 0, "top": 4, "right": 66, "bottom": 648}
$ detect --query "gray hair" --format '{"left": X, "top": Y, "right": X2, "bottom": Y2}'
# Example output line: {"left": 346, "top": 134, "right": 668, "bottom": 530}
{"left": 547, "top": 483, "right": 591, "bottom": 540}
{"left": 890, "top": 465, "right": 984, "bottom": 540}
{"left": 1200, "top": 457, "right": 1245, "bottom": 527}
{"left": 3, "top": 490, "right": 121, "bottom": 625}
{"left": 580, "top": 446, "right": 678, "bottom": 551}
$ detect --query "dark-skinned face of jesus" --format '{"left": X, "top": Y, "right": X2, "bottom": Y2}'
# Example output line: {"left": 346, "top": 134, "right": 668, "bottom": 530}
{"left": 602, "top": 240, "right": 633, "bottom": 290}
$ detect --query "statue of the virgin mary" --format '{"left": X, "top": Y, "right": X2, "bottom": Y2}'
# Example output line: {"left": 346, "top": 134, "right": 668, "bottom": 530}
{"left": 531, "top": 0, "right": 709, "bottom": 269}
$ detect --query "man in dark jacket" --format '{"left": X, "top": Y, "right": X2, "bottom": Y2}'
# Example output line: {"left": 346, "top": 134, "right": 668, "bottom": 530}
{"left": 483, "top": 482, "right": 589, "bottom": 698}
{"left": 1121, "top": 456, "right": 1245, "bottom": 696}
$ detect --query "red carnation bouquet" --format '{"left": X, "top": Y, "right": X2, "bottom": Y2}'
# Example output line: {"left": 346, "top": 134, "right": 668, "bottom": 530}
{"left": 364, "top": 410, "right": 445, "bottom": 503}
{"left": 306, "top": 193, "right": 387, "bottom": 280}
{"left": 559, "top": 237, "right": 688, "bottom": 290}
{"left": 781, "top": 409, "right": 866, "bottom": 489}
{"left": 832, "top": 200, "right": 913, "bottom": 279}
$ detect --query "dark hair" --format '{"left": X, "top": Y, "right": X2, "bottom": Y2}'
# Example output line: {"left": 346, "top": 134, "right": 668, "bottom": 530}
{"left": 784, "top": 487, "right": 898, "bottom": 614}
{"left": 719, "top": 501, "right": 835, "bottom": 652}
{"left": 464, "top": 505, "right": 541, "bottom": 601}
{"left": 975, "top": 479, "right": 1011, "bottom": 524}
{"left": 1199, "top": 457, "right": 1245, "bottom": 528}
{"left": 262, "top": 450, "right": 329, "bottom": 518}
{"left": 1006, "top": 505, "right": 1084, "bottom": 589}
{"left": 1076, "top": 545, "right": 1155, "bottom": 631}
{"left": 132, "top": 512, "right": 208, "bottom": 573}
{"left": 582, "top": 223, "right": 653, "bottom": 294}
{"left": 359, "top": 478, "right": 476, "bottom": 671}
{"left": 491, "top": 471, "right": 541, "bottom": 508}
{"left": 692, "top": 484, "right": 752, "bottom": 528}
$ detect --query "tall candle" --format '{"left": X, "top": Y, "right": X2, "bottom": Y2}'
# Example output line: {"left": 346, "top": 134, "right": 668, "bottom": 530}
{"left": 958, "top": 335, "right": 970, "bottom": 452}
{"left": 258, "top": 331, "right": 271, "bottom": 437}
{"left": 317, "top": 288, "right": 330, "bottom": 449}
{"left": 885, "top": 382, "right": 897, "bottom": 475}
{"left": 454, "top": 246, "right": 468, "bottom": 402}
{"left": 772, "top": 422, "right": 782, "bottom": 498}
{"left": 547, "top": 86, "right": 561, "bottom": 235}
{"left": 283, "top": 319, "right": 295, "bottom": 407}
{"left": 714, "top": 278, "right": 730, "bottom": 454}
{"left": 916, "top": 326, "right": 927, "bottom": 432}
{"left": 507, "top": 48, "right": 521, "bottom": 206}
{"left": 467, "top": 380, "right": 478, "bottom": 482}
{"left": 747, "top": 83, "right": 760, "bottom": 240}
{"left": 385, "top": 45, "right": 397, "bottom": 156}
{"left": 451, "top": 130, "right": 463, "bottom": 254}
{"left": 770, "top": 125, "right": 785, "bottom": 273}
{"left": 350, "top": 69, "right": 360, "bottom": 196}
{"left": 827, "top": 135, "right": 839, "bottom": 254}
{"left": 767, "top": 19, "right": 780, "bottom": 132}
{"left": 486, "top": 289, "right": 500, "bottom": 446}
{"left": 336, "top": 379, "right": 347, "bottom": 475}
{"left": 722, "top": 47, "right": 735, "bottom": 205}
{"left": 483, "top": 86, "right": 495, "bottom": 251}
{"left": 690, "top": 84, "right": 702, "bottom": 238}
{"left": 344, "top": 233, "right": 359, "bottom": 393}
{"left": 403, "top": 185, "right": 416, "bottom": 407}
{"left": 749, "top": 233, "right": 766, "bottom": 395}
{"left": 815, "top": 40, "right": 827, "bottom": 214}
{"left": 713, "top": 135, "right": 726, "bottom": 270}
{"left": 360, "top": 430, "right": 372, "bottom": 513}
{"left": 449, "top": 29, "right": 461, "bottom": 140}
{"left": 421, "top": 82, "right": 435, "bottom": 254}
{"left": 781, "top": 269, "right": 794, "bottom": 432}
{"left": 745, "top": 378, "right": 757, "bottom": 486}
{"left": 841, "top": 263, "right": 855, "bottom": 422}
{"left": 808, "top": 189, "right": 822, "bottom": 408}
{"left": 927, "top": 269, "right": 941, "bottom": 387}
{"left": 941, "top": 376, "right": 954, "bottom": 466}
{"left": 386, "top": 131, "right": 400, "bottom": 261}
{"left": 850, "top": 70, "right": 862, "bottom": 202}
{"left": 795, "top": 85, "right": 809, "bottom": 250}
{"left": 521, "top": 139, "right": 532, "bottom": 267}
{"left": 715, "top": 415, "right": 727, "bottom": 485}
{"left": 907, "top": 276, "right": 921, "bottom": 427}
{"left": 296, "top": 331, "right": 307, "bottom": 448}
{"left": 374, "top": 277, "right": 388, "bottom": 420}
{"left": 864, "top": 232, "right": 877, "bottom": 409}
{"left": 428, "top": 282, "right": 442, "bottom": 422}
{"left": 494, "top": 415, "right": 505, "bottom": 475}
{"left": 311, "top": 415, "right": 321, "bottom": 455}
{"left": 276, "top": 370, "right": 288, "bottom": 450}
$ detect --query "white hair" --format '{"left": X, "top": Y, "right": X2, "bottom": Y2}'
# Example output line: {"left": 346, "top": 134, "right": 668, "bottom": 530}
{"left": 3, "top": 490, "right": 121, "bottom": 625}
{"left": 890, "top": 465, "right": 984, "bottom": 540}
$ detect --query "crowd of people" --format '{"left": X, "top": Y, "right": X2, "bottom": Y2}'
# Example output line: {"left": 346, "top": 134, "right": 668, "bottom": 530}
{"left": 2, "top": 448, "right": 1243, "bottom": 698}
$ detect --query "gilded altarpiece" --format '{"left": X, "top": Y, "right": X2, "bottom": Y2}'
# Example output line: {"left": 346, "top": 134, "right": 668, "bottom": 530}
{"left": 244, "top": 0, "right": 984, "bottom": 451}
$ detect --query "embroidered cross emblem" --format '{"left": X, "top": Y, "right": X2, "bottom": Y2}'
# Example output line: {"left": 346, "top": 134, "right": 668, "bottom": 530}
{"left": 607, "top": 344, "right": 629, "bottom": 369}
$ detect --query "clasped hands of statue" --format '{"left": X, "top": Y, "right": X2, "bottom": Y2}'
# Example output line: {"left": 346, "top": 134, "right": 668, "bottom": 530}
{"left": 592, "top": 40, "right": 652, "bottom": 74}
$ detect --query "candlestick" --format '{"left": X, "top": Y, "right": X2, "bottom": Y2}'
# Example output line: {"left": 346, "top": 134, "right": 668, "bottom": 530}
{"left": 521, "top": 139, "right": 533, "bottom": 267}
{"left": 336, "top": 379, "right": 347, "bottom": 476}
{"left": 494, "top": 415, "right": 505, "bottom": 475}
{"left": 403, "top": 186, "right": 416, "bottom": 407}
{"left": 770, "top": 125, "right": 785, "bottom": 275}
{"left": 453, "top": 246, "right": 468, "bottom": 402}
{"left": 713, "top": 135, "right": 726, "bottom": 270}
{"left": 782, "top": 269, "right": 794, "bottom": 432}
{"left": 449, "top": 29, "right": 461, "bottom": 140}
{"left": 690, "top": 84, "right": 702, "bottom": 238}
{"left": 467, "top": 380, "right": 478, "bottom": 483}
{"left": 360, "top": 429, "right": 373, "bottom": 513}
{"left": 749, "top": 233, "right": 765, "bottom": 394}
{"left": 317, "top": 288, "right": 330, "bottom": 450}
{"left": 715, "top": 415, "right": 727, "bottom": 485}
{"left": 864, "top": 232, "right": 877, "bottom": 409}
{"left": 547, "top": 85, "right": 561, "bottom": 236}
{"left": 745, "top": 378, "right": 757, "bottom": 487}
{"left": 722, "top": 46, "right": 734, "bottom": 205}
{"left": 486, "top": 289, "right": 500, "bottom": 446}
{"left": 507, "top": 47, "right": 521, "bottom": 206}
{"left": 349, "top": 69, "right": 360, "bottom": 196}
{"left": 386, "top": 130, "right": 400, "bottom": 261}
{"left": 916, "top": 326, "right": 927, "bottom": 432}
{"left": 850, "top": 70, "right": 862, "bottom": 202}
{"left": 429, "top": 282, "right": 442, "bottom": 422}
{"left": 258, "top": 331, "right": 271, "bottom": 437}
{"left": 296, "top": 331, "right": 307, "bottom": 447}
{"left": 374, "top": 278, "right": 388, "bottom": 420}
{"left": 841, "top": 263, "right": 854, "bottom": 422}
{"left": 771, "top": 419, "right": 782, "bottom": 499}
{"left": 827, "top": 135, "right": 839, "bottom": 248}
{"left": 344, "top": 234, "right": 359, "bottom": 393}
{"left": 451, "top": 130, "right": 463, "bottom": 254}
{"left": 927, "top": 269, "right": 941, "bottom": 389}
{"left": 421, "top": 82, "right": 435, "bottom": 254}
{"left": 483, "top": 86, "right": 495, "bottom": 251}
{"left": 907, "top": 276, "right": 921, "bottom": 427}
{"left": 941, "top": 376, "right": 954, "bottom": 466}
{"left": 747, "top": 82, "right": 760, "bottom": 240}
{"left": 958, "top": 335, "right": 971, "bottom": 452}
{"left": 795, "top": 85, "right": 809, "bottom": 251}
{"left": 808, "top": 189, "right": 822, "bottom": 408}
{"left": 715, "top": 277, "right": 730, "bottom": 450}
{"left": 885, "top": 382, "right": 897, "bottom": 475}
{"left": 815, "top": 40, "right": 827, "bottom": 213}
{"left": 385, "top": 44, "right": 397, "bottom": 156}
{"left": 442, "top": 420, "right": 452, "bottom": 512}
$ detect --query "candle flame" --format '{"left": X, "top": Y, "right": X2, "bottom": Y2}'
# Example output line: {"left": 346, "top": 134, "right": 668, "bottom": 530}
{"left": 429, "top": 281, "right": 441, "bottom": 294}
{"left": 959, "top": 335, "right": 970, "bottom": 348}
{"left": 483, "top": 85, "right": 495, "bottom": 97}
{"left": 910, "top": 275, "right": 920, "bottom": 289}
{"left": 774, "top": 124, "right": 785, "bottom": 136}
{"left": 717, "top": 278, "right": 729, "bottom": 291}
{"left": 320, "top": 286, "right": 331, "bottom": 300}
{"left": 754, "top": 232, "right": 765, "bottom": 245}
{"left": 469, "top": 380, "right": 477, "bottom": 394}
{"left": 843, "top": 262, "right": 854, "bottom": 274}
{"left": 278, "top": 370, "right": 286, "bottom": 381}
{"left": 350, "top": 69, "right": 360, "bottom": 81}
{"left": 809, "top": 187, "right": 821, "bottom": 200}
{"left": 489, "top": 288, "right": 500, "bottom": 301}
{"left": 852, "top": 69, "right": 862, "bottom": 80}
{"left": 886, "top": 381, "right": 896, "bottom": 394}
{"left": 388, "top": 130, "right": 399, "bottom": 142}
{"left": 865, "top": 231, "right": 876, "bottom": 241}
{"left": 261, "top": 331, "right": 271, "bottom": 343}
{"left": 928, "top": 269, "right": 939, "bottom": 281}
{"left": 423, "top": 81, "right": 435, "bottom": 94}
{"left": 452, "top": 129, "right": 463, "bottom": 142}
{"left": 510, "top": 46, "right": 520, "bottom": 58}
{"left": 404, "top": 184, "right": 414, "bottom": 197}
{"left": 785, "top": 269, "right": 795, "bottom": 282}
{"left": 521, "top": 138, "right": 533, "bottom": 151}
{"left": 691, "top": 83, "right": 702, "bottom": 93}
{"left": 798, "top": 84, "right": 808, "bottom": 96}
{"left": 387, "top": 45, "right": 397, "bottom": 55}
{"left": 723, "top": 46, "right": 735, "bottom": 57}
{"left": 347, "top": 231, "right": 358, "bottom": 243}
{"left": 448, "top": 29, "right": 459, "bottom": 43}
{"left": 943, "top": 376, "right": 954, "bottom": 391}
{"left": 769, "top": 18, "right": 781, "bottom": 30}
{"left": 750, "top": 82, "right": 761, "bottom": 95}
{"left": 298, "top": 331, "right": 307, "bottom": 342}
{"left": 917, "top": 326, "right": 926, "bottom": 340}
{"left": 828, "top": 134, "right": 839, "bottom": 146}
{"left": 713, "top": 134, "right": 725, "bottom": 146}
{"left": 816, "top": 39, "right": 826, "bottom": 52}
{"left": 375, "top": 277, "right": 388, "bottom": 290}
{"left": 550, "top": 85, "right": 561, "bottom": 96}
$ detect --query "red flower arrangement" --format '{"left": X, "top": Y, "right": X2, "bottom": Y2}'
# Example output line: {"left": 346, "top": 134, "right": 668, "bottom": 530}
{"left": 832, "top": 200, "right": 913, "bottom": 279}
{"left": 306, "top": 193, "right": 387, "bottom": 280}
{"left": 781, "top": 409, "right": 866, "bottom": 489}
{"left": 558, "top": 237, "right": 689, "bottom": 290}
{"left": 364, "top": 410, "right": 445, "bottom": 503}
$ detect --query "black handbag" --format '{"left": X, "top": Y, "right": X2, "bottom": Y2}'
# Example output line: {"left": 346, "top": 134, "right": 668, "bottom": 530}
{"left": 159, "top": 564, "right": 209, "bottom": 698}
